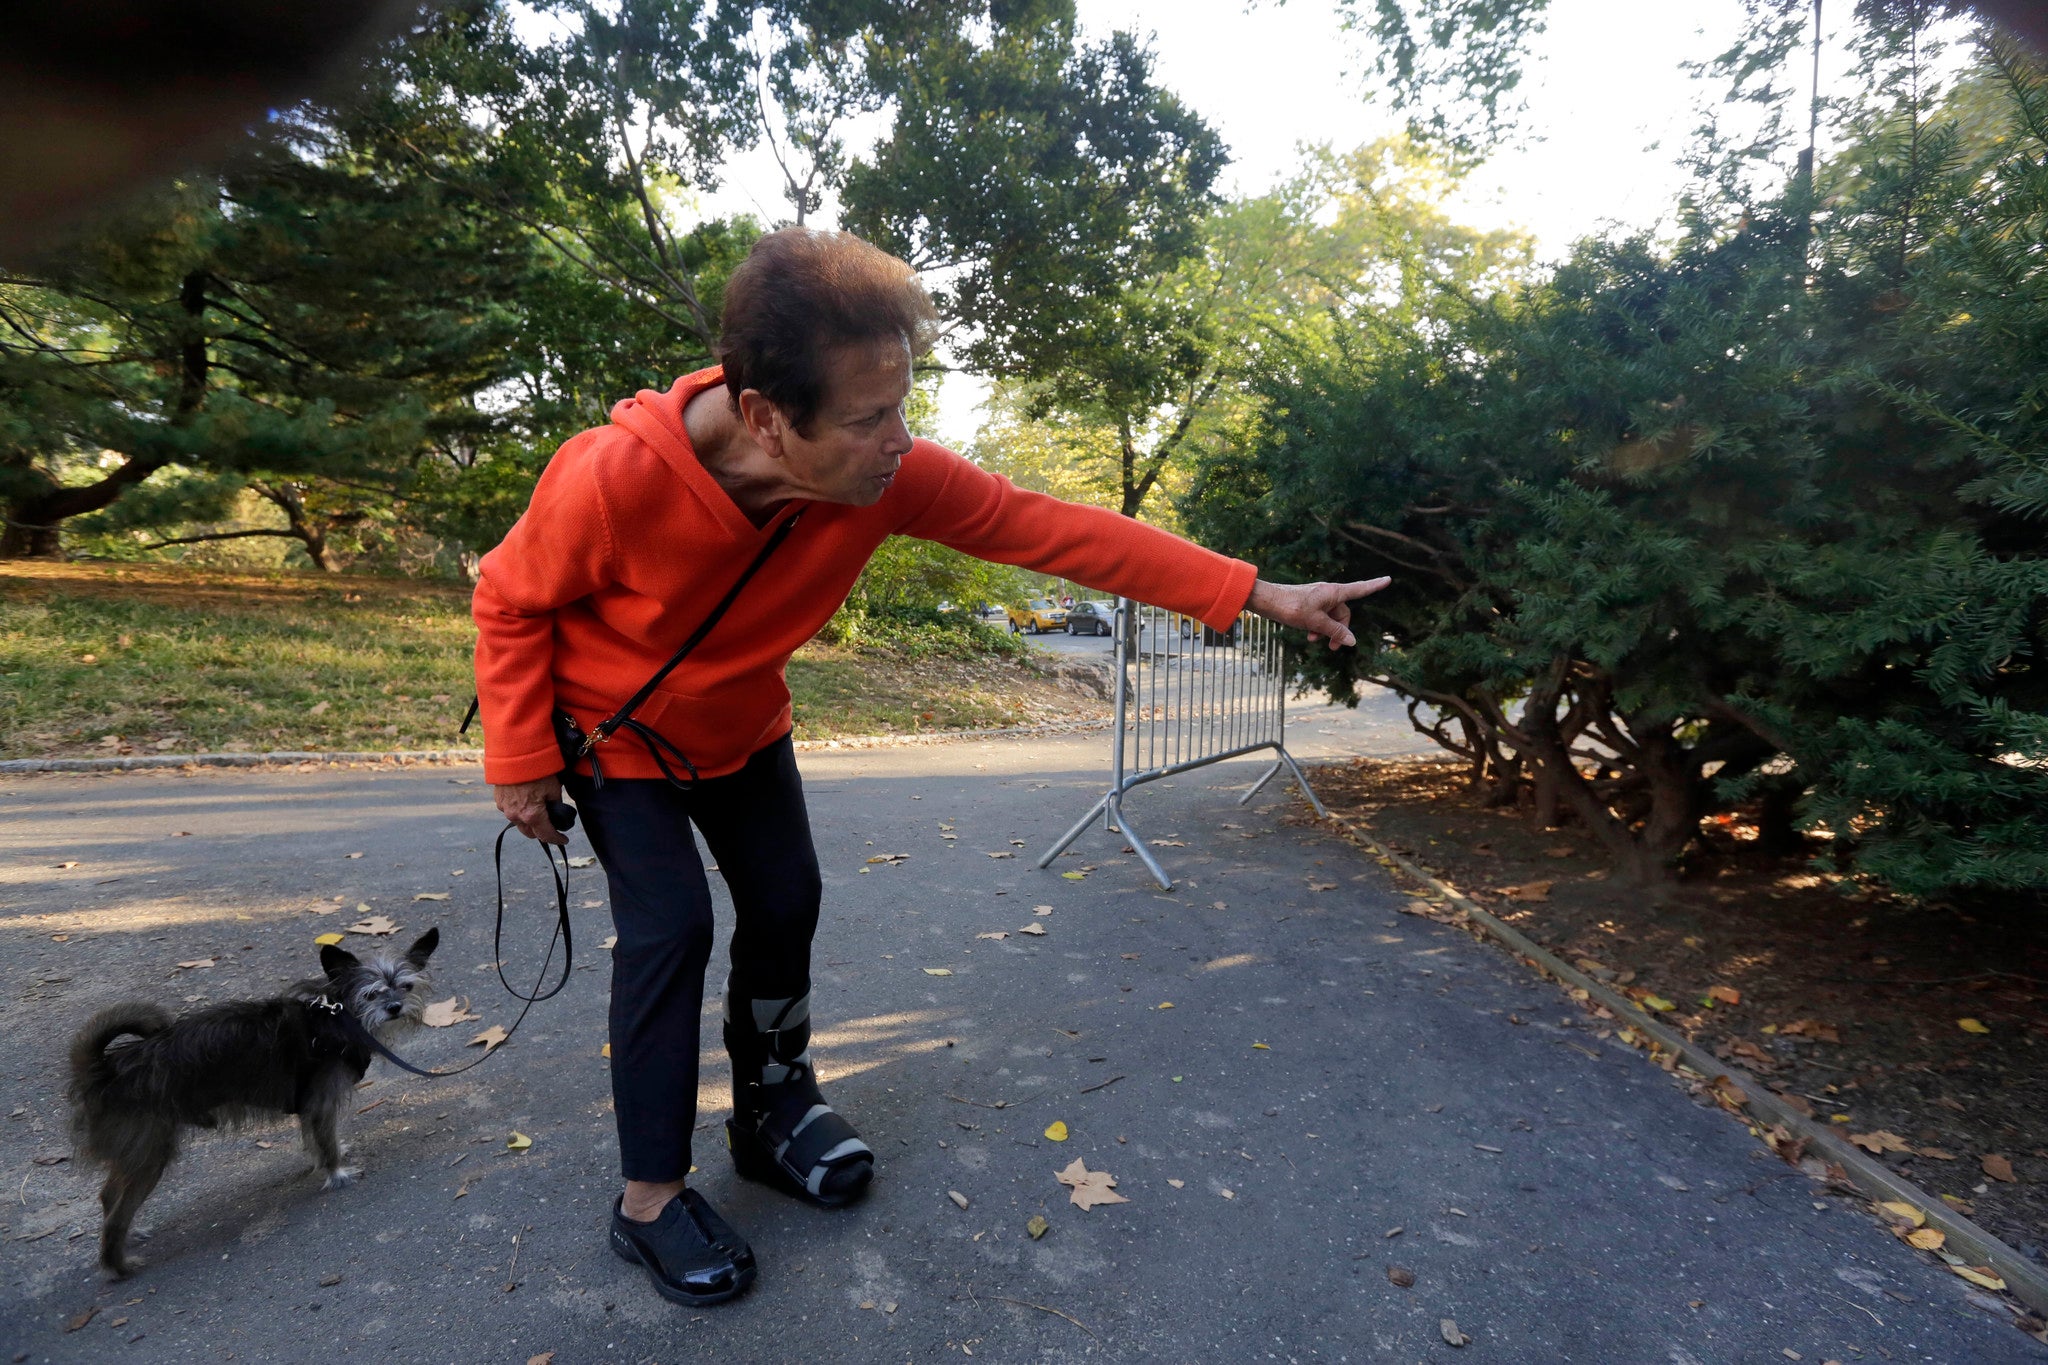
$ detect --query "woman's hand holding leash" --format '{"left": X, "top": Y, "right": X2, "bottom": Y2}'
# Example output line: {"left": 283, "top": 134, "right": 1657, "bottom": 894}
{"left": 1245, "top": 576, "right": 1393, "bottom": 650}
{"left": 498, "top": 777, "right": 572, "bottom": 845}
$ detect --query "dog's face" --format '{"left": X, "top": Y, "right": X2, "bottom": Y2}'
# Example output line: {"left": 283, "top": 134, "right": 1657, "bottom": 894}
{"left": 318, "top": 928, "right": 438, "bottom": 1032}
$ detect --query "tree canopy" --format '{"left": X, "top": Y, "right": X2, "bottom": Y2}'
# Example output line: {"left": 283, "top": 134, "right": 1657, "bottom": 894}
{"left": 1186, "top": 19, "right": 2048, "bottom": 896}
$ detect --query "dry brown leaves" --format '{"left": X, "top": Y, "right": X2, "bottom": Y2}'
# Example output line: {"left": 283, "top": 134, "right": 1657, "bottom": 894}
{"left": 1055, "top": 1158, "right": 1128, "bottom": 1210}
{"left": 421, "top": 997, "right": 480, "bottom": 1029}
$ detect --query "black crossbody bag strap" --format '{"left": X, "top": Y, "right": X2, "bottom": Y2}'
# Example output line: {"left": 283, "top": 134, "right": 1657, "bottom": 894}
{"left": 577, "top": 505, "right": 806, "bottom": 759}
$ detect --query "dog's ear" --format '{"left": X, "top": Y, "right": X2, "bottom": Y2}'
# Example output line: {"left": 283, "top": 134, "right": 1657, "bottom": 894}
{"left": 404, "top": 926, "right": 440, "bottom": 967}
{"left": 319, "top": 943, "right": 360, "bottom": 980}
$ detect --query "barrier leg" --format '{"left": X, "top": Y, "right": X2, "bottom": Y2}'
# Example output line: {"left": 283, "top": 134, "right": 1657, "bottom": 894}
{"left": 1237, "top": 756, "right": 1285, "bottom": 806}
{"left": 1110, "top": 793, "right": 1174, "bottom": 891}
{"left": 1276, "top": 747, "right": 1328, "bottom": 818}
{"left": 1038, "top": 790, "right": 1111, "bottom": 869}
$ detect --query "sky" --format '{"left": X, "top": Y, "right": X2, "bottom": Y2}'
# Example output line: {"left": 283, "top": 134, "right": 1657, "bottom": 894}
{"left": 682, "top": 0, "right": 1943, "bottom": 445}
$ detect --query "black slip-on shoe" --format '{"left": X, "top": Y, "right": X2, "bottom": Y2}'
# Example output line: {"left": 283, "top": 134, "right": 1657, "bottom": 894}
{"left": 609, "top": 1192, "right": 757, "bottom": 1306}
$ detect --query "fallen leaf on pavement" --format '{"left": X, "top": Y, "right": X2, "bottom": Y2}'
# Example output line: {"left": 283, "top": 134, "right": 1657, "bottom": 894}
{"left": 1388, "top": 1266, "right": 1415, "bottom": 1288}
{"left": 345, "top": 853, "right": 363, "bottom": 860}
{"left": 412, "top": 892, "right": 450, "bottom": 903}
{"left": 176, "top": 959, "right": 215, "bottom": 970}
{"left": 346, "top": 916, "right": 400, "bottom": 935}
{"left": 1876, "top": 1200, "right": 1925, "bottom": 1227}
{"left": 1779, "top": 1019, "right": 1842, "bottom": 1043}
{"left": 470, "top": 1025, "right": 509, "bottom": 1054}
{"left": 1307, "top": 881, "right": 1337, "bottom": 892}
{"left": 1852, "top": 1131, "right": 1913, "bottom": 1156}
{"left": 1055, "top": 1158, "right": 1128, "bottom": 1210}
{"left": 1061, "top": 870, "right": 1087, "bottom": 880}
{"left": 1044, "top": 1121, "right": 1069, "bottom": 1142}
{"left": 1026, "top": 1215, "right": 1050, "bottom": 1239}
{"left": 1543, "top": 846, "right": 1574, "bottom": 858}
{"left": 923, "top": 967, "right": 954, "bottom": 977}
{"left": 1018, "top": 923, "right": 1047, "bottom": 936}
{"left": 1640, "top": 995, "right": 1676, "bottom": 1013}
{"left": 1983, "top": 1153, "right": 2017, "bottom": 1182}
{"left": 1952, "top": 1265, "right": 2007, "bottom": 1291}
{"left": 65, "top": 1307, "right": 97, "bottom": 1332}
{"left": 506, "top": 1132, "right": 531, "bottom": 1150}
{"left": 948, "top": 1190, "right": 970, "bottom": 1209}
{"left": 601, "top": 935, "right": 617, "bottom": 950}
{"left": 1502, "top": 881, "right": 1552, "bottom": 902}
{"left": 527, "top": 1353, "right": 554, "bottom": 1365}
{"left": 1906, "top": 1228, "right": 1946, "bottom": 1251}
{"left": 1251, "top": 1042, "right": 1270, "bottom": 1050}
{"left": 1150, "top": 839, "right": 1187, "bottom": 848}
{"left": 1957, "top": 1018, "right": 1990, "bottom": 1034}
{"left": 1156, "top": 1001, "right": 1174, "bottom": 1010}
{"left": 1167, "top": 1179, "right": 1184, "bottom": 1189}
{"left": 601, "top": 1043, "right": 611, "bottom": 1058}
{"left": 1915, "top": 1146, "right": 1956, "bottom": 1160}
{"left": 567, "top": 856, "right": 596, "bottom": 868}
{"left": 1441, "top": 1318, "right": 1470, "bottom": 1347}
{"left": 1707, "top": 985, "right": 1741, "bottom": 1005}
{"left": 421, "top": 997, "right": 480, "bottom": 1028}
{"left": 986, "top": 851, "right": 1016, "bottom": 859}
{"left": 976, "top": 931, "right": 1011, "bottom": 940}
{"left": 314, "top": 933, "right": 345, "bottom": 946}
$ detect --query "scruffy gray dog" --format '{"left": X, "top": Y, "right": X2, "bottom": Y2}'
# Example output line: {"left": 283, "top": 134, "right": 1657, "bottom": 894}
{"left": 66, "top": 928, "right": 438, "bottom": 1275}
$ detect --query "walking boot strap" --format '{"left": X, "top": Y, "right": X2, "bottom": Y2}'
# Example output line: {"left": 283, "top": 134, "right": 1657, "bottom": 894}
{"left": 726, "top": 989, "right": 873, "bottom": 1202}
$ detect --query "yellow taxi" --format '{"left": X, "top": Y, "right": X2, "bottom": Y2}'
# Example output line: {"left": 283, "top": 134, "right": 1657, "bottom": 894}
{"left": 1005, "top": 596, "right": 1068, "bottom": 633}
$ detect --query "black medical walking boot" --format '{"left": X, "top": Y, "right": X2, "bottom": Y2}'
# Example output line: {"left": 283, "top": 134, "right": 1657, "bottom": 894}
{"left": 723, "top": 987, "right": 874, "bottom": 1208}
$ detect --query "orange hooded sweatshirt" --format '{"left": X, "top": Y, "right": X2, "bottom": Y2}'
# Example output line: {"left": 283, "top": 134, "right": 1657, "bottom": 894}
{"left": 471, "top": 367, "right": 1258, "bottom": 786}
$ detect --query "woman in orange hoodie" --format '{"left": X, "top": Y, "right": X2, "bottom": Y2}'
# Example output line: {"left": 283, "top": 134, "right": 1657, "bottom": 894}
{"left": 474, "top": 228, "right": 1387, "bottom": 1307}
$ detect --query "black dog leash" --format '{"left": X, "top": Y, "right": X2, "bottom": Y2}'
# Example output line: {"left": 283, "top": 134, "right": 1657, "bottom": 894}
{"left": 340, "top": 800, "right": 579, "bottom": 1078}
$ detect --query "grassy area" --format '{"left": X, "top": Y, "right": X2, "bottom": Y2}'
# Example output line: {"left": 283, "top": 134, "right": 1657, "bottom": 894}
{"left": 0, "top": 563, "right": 1102, "bottom": 758}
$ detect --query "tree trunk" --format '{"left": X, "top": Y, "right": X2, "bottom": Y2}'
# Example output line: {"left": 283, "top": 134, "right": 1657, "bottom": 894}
{"left": 253, "top": 482, "right": 343, "bottom": 572}
{"left": 0, "top": 514, "right": 61, "bottom": 558}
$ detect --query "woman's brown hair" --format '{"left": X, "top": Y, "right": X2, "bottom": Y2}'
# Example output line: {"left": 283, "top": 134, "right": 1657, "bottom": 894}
{"left": 716, "top": 228, "right": 939, "bottom": 434}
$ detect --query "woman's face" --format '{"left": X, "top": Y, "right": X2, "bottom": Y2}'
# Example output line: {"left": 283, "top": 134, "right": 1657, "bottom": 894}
{"left": 774, "top": 336, "right": 916, "bottom": 507}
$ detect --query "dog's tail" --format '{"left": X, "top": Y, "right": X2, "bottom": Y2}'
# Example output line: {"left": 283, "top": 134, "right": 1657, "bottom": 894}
{"left": 68, "top": 1003, "right": 171, "bottom": 1100}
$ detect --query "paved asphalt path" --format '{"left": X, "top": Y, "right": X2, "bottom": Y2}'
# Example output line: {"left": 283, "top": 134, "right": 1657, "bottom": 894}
{"left": 0, "top": 708, "right": 2038, "bottom": 1363}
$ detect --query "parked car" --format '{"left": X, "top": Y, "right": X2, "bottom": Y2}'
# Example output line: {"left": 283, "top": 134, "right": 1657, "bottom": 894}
{"left": 1006, "top": 597, "right": 1068, "bottom": 633}
{"left": 1064, "top": 600, "right": 1115, "bottom": 636}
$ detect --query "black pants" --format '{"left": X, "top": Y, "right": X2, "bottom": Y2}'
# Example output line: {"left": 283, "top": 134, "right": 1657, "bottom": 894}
{"left": 566, "top": 733, "right": 822, "bottom": 1182}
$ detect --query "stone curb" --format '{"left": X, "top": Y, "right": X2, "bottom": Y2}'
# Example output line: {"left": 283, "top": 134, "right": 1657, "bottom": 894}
{"left": 0, "top": 717, "right": 1117, "bottom": 776}
{"left": 0, "top": 750, "right": 483, "bottom": 773}
{"left": 1316, "top": 804, "right": 2048, "bottom": 1320}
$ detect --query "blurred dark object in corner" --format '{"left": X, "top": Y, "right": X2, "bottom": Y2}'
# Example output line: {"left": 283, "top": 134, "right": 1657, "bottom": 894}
{"left": 0, "top": 0, "right": 416, "bottom": 261}
{"left": 1977, "top": 1, "right": 2048, "bottom": 52}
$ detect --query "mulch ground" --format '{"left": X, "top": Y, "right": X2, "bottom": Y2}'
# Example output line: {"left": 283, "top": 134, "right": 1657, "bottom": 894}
{"left": 1312, "top": 757, "right": 2048, "bottom": 1271}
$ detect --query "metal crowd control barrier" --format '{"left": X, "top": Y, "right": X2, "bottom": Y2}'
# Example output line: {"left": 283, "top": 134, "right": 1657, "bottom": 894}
{"left": 1037, "top": 597, "right": 1325, "bottom": 889}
